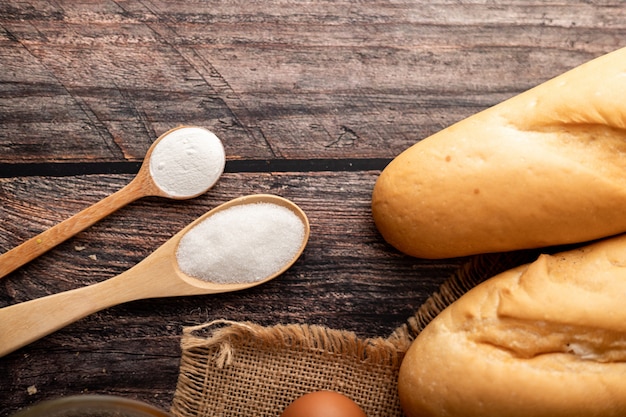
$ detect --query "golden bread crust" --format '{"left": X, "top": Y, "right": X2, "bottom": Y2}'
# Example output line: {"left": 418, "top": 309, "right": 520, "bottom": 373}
{"left": 398, "top": 234, "right": 626, "bottom": 417}
{"left": 372, "top": 47, "right": 626, "bottom": 258}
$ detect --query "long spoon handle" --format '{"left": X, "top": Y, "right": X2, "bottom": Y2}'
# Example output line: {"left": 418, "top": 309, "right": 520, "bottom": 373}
{"left": 0, "top": 239, "right": 190, "bottom": 358}
{"left": 0, "top": 179, "right": 145, "bottom": 279}
{"left": 0, "top": 277, "right": 133, "bottom": 357}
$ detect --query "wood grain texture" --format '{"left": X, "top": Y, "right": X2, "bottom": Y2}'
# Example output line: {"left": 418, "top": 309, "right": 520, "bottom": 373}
{"left": 0, "top": 173, "right": 464, "bottom": 413}
{"left": 1, "top": 0, "right": 625, "bottom": 415}
{"left": 2, "top": 1, "right": 624, "bottom": 162}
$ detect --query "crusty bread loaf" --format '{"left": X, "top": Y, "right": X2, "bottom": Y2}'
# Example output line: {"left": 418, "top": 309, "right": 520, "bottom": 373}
{"left": 397, "top": 233, "right": 626, "bottom": 417}
{"left": 372, "top": 47, "right": 626, "bottom": 259}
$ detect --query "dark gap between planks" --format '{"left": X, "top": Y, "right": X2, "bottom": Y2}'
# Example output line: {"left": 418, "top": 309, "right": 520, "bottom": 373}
{"left": 0, "top": 159, "right": 392, "bottom": 178}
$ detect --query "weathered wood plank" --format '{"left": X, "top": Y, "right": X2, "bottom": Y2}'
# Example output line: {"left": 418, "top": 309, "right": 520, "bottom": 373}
{"left": 2, "top": 1, "right": 625, "bottom": 163}
{"left": 0, "top": 171, "right": 463, "bottom": 301}
{"left": 0, "top": 171, "right": 464, "bottom": 414}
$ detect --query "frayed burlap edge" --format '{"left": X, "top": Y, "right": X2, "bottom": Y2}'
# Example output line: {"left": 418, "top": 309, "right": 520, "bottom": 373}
{"left": 180, "top": 320, "right": 409, "bottom": 369}
{"left": 171, "top": 250, "right": 538, "bottom": 417}
{"left": 171, "top": 320, "right": 408, "bottom": 417}
{"left": 389, "top": 249, "right": 539, "bottom": 343}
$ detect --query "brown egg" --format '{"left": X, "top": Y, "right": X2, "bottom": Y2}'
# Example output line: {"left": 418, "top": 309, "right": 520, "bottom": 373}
{"left": 280, "top": 391, "right": 367, "bottom": 417}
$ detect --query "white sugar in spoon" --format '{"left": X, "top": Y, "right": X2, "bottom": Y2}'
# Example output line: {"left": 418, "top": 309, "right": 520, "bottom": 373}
{"left": 0, "top": 126, "right": 226, "bottom": 279}
{"left": 0, "top": 194, "right": 310, "bottom": 357}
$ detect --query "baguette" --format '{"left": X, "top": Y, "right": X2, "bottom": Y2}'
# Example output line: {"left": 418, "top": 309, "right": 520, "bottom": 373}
{"left": 397, "top": 233, "right": 626, "bottom": 417}
{"left": 372, "top": 47, "right": 626, "bottom": 258}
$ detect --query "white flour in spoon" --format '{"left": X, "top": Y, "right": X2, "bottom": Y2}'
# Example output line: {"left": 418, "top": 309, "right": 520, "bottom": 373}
{"left": 176, "top": 202, "right": 306, "bottom": 284}
{"left": 149, "top": 127, "right": 225, "bottom": 198}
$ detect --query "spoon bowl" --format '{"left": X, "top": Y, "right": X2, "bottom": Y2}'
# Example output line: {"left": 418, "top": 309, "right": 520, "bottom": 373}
{"left": 0, "top": 194, "right": 309, "bottom": 357}
{"left": 145, "top": 126, "right": 226, "bottom": 200}
{"left": 0, "top": 126, "right": 226, "bottom": 279}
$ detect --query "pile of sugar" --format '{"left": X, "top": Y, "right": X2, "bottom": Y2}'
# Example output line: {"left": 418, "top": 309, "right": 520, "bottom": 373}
{"left": 176, "top": 202, "right": 306, "bottom": 284}
{"left": 149, "top": 127, "right": 225, "bottom": 198}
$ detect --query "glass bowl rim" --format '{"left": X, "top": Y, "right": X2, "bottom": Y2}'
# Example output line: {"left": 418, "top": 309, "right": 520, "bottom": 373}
{"left": 11, "top": 394, "right": 171, "bottom": 417}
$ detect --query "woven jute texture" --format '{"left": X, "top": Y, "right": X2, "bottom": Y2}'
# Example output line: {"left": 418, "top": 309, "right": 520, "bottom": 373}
{"left": 170, "top": 250, "right": 538, "bottom": 417}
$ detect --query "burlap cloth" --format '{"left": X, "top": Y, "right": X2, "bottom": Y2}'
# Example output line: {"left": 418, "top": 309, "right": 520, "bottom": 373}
{"left": 170, "top": 250, "right": 538, "bottom": 417}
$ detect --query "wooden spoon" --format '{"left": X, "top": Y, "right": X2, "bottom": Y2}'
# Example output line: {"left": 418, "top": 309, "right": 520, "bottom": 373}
{"left": 0, "top": 194, "right": 309, "bottom": 357}
{"left": 0, "top": 126, "right": 226, "bottom": 279}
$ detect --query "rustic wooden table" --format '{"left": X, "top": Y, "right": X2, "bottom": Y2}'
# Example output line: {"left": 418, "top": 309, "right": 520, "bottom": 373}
{"left": 0, "top": 1, "right": 624, "bottom": 415}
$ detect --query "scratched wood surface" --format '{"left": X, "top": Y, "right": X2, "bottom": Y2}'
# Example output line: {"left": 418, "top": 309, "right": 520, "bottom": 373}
{"left": 1, "top": 1, "right": 625, "bottom": 415}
